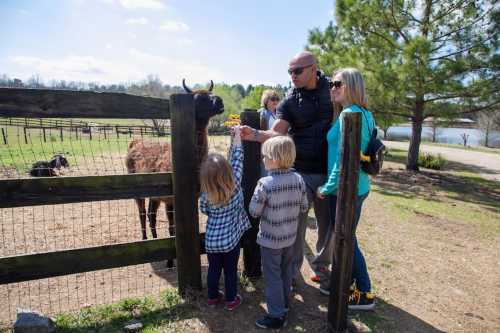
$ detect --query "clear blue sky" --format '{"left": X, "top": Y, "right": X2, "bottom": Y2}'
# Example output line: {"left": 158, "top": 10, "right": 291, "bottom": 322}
{"left": 0, "top": 0, "right": 335, "bottom": 87}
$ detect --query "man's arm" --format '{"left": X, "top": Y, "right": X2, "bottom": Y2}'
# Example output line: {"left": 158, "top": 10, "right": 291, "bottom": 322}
{"left": 240, "top": 118, "right": 290, "bottom": 143}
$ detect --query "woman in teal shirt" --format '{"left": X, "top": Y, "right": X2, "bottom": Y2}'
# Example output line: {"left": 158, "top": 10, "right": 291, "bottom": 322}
{"left": 317, "top": 68, "right": 375, "bottom": 310}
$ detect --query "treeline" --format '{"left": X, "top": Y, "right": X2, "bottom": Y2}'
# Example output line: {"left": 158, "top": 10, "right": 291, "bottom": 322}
{"left": 0, "top": 74, "right": 289, "bottom": 122}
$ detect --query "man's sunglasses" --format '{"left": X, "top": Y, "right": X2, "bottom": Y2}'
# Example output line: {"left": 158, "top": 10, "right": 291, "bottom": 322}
{"left": 288, "top": 65, "right": 312, "bottom": 76}
{"left": 330, "top": 80, "right": 343, "bottom": 89}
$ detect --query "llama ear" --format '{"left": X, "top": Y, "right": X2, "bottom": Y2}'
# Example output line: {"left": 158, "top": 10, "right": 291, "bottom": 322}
{"left": 208, "top": 80, "right": 214, "bottom": 92}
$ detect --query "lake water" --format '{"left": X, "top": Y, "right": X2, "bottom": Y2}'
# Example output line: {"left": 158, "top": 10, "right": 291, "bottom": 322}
{"left": 386, "top": 127, "right": 500, "bottom": 148}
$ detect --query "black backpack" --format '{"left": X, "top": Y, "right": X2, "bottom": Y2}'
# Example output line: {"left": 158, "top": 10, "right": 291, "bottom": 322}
{"left": 360, "top": 110, "right": 385, "bottom": 176}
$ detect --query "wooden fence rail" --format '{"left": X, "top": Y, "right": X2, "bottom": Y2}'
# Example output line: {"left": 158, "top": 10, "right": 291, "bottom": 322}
{"left": 0, "top": 235, "right": 208, "bottom": 285}
{"left": 0, "top": 88, "right": 170, "bottom": 119}
{"left": 0, "top": 173, "right": 173, "bottom": 208}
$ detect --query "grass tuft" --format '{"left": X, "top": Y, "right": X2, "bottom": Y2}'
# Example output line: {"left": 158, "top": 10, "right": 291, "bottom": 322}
{"left": 418, "top": 153, "right": 446, "bottom": 170}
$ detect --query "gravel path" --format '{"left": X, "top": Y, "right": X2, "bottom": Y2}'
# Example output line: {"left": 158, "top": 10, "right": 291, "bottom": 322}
{"left": 383, "top": 140, "right": 500, "bottom": 181}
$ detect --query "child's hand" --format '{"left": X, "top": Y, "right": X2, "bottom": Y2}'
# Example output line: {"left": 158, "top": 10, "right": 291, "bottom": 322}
{"left": 316, "top": 187, "right": 326, "bottom": 199}
{"left": 232, "top": 126, "right": 242, "bottom": 145}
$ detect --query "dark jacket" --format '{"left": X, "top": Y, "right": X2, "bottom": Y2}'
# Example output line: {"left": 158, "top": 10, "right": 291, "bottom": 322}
{"left": 276, "top": 71, "right": 333, "bottom": 174}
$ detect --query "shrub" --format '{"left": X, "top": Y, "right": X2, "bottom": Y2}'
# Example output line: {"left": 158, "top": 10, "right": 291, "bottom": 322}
{"left": 418, "top": 153, "right": 445, "bottom": 170}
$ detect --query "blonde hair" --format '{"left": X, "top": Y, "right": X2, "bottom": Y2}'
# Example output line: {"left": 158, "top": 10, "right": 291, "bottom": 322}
{"left": 200, "top": 153, "right": 235, "bottom": 205}
{"left": 260, "top": 89, "right": 280, "bottom": 109}
{"left": 261, "top": 136, "right": 296, "bottom": 169}
{"left": 333, "top": 68, "right": 368, "bottom": 109}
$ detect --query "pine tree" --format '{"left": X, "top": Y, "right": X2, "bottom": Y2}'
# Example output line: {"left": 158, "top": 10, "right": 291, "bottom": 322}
{"left": 309, "top": 0, "right": 499, "bottom": 170}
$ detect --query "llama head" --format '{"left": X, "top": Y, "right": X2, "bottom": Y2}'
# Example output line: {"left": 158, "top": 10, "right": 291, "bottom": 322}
{"left": 182, "top": 79, "right": 224, "bottom": 131}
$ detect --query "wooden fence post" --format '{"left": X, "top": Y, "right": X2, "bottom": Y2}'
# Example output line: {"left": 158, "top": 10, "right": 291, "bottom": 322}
{"left": 328, "top": 112, "right": 361, "bottom": 333}
{"left": 240, "top": 109, "right": 262, "bottom": 279}
{"left": 1, "top": 128, "right": 6, "bottom": 145}
{"left": 170, "top": 93, "right": 202, "bottom": 293}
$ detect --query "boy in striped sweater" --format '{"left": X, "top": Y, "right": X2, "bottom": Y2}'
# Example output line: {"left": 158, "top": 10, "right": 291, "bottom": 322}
{"left": 249, "top": 135, "right": 308, "bottom": 329}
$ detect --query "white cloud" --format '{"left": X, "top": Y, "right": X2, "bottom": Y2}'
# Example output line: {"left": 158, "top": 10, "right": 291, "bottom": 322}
{"left": 7, "top": 51, "right": 224, "bottom": 86}
{"left": 128, "top": 48, "right": 224, "bottom": 83}
{"left": 8, "top": 55, "right": 130, "bottom": 82}
{"left": 125, "top": 17, "right": 149, "bottom": 25}
{"left": 118, "top": 0, "right": 165, "bottom": 10}
{"left": 175, "top": 37, "right": 194, "bottom": 47}
{"left": 159, "top": 20, "right": 189, "bottom": 32}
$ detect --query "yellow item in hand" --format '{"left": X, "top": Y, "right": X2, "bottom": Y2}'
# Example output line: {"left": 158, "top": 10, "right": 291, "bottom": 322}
{"left": 224, "top": 114, "right": 241, "bottom": 127}
{"left": 360, "top": 153, "right": 371, "bottom": 162}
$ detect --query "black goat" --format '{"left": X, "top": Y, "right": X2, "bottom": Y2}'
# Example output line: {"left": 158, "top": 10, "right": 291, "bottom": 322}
{"left": 30, "top": 154, "right": 69, "bottom": 177}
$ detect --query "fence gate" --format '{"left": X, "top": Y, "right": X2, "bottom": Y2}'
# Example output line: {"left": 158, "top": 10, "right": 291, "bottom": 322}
{"left": 0, "top": 88, "right": 201, "bottom": 322}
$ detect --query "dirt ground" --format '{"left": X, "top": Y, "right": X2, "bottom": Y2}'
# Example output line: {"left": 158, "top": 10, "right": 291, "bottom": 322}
{"left": 1, "top": 138, "right": 499, "bottom": 332}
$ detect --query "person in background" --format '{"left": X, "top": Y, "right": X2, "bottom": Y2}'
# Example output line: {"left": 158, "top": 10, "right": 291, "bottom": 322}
{"left": 249, "top": 135, "right": 308, "bottom": 329}
{"left": 258, "top": 89, "right": 281, "bottom": 177}
{"left": 241, "top": 51, "right": 333, "bottom": 286}
{"left": 200, "top": 126, "right": 251, "bottom": 311}
{"left": 259, "top": 89, "right": 280, "bottom": 132}
{"left": 316, "top": 68, "right": 375, "bottom": 310}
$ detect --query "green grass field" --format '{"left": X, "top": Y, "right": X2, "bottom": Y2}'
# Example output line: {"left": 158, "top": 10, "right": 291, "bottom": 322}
{"left": 0, "top": 125, "right": 170, "bottom": 173}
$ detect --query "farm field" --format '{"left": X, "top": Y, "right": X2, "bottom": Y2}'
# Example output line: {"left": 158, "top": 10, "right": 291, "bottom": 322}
{"left": 1, "top": 131, "right": 499, "bottom": 332}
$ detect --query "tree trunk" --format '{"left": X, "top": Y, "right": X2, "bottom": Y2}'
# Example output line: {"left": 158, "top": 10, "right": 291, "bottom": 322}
{"left": 484, "top": 124, "right": 490, "bottom": 147}
{"left": 407, "top": 100, "right": 424, "bottom": 171}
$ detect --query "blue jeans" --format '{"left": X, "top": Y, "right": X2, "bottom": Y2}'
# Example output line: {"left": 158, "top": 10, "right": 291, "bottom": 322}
{"left": 207, "top": 244, "right": 240, "bottom": 301}
{"left": 329, "top": 193, "right": 371, "bottom": 292}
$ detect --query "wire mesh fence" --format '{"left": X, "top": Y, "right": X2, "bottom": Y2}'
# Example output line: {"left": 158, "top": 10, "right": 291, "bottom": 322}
{"left": 0, "top": 116, "right": 231, "bottom": 323}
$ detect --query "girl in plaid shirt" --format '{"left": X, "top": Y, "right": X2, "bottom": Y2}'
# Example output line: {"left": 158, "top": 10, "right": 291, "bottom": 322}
{"left": 200, "top": 126, "right": 251, "bottom": 311}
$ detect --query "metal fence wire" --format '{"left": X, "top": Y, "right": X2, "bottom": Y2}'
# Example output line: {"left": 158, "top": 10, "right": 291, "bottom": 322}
{"left": 0, "top": 117, "right": 230, "bottom": 323}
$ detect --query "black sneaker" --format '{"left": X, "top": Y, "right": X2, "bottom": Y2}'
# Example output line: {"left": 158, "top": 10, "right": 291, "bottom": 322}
{"left": 319, "top": 278, "right": 331, "bottom": 295}
{"left": 255, "top": 315, "right": 287, "bottom": 329}
{"left": 348, "top": 289, "right": 375, "bottom": 310}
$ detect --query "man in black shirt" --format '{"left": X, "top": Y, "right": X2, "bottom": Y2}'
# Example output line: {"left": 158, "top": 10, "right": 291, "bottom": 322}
{"left": 241, "top": 51, "right": 333, "bottom": 285}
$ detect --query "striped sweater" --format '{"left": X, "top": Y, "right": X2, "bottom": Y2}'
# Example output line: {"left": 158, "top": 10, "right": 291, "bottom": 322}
{"left": 249, "top": 169, "right": 308, "bottom": 249}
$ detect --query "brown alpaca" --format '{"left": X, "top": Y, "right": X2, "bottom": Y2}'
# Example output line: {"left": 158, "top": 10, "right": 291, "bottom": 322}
{"left": 126, "top": 80, "right": 224, "bottom": 263}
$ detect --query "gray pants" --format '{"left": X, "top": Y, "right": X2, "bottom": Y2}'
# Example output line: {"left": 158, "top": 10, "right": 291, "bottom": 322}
{"left": 261, "top": 245, "right": 294, "bottom": 318}
{"left": 291, "top": 173, "right": 332, "bottom": 278}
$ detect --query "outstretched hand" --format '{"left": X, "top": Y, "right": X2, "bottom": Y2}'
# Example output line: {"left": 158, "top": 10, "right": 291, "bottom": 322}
{"left": 231, "top": 125, "right": 242, "bottom": 145}
{"left": 240, "top": 125, "right": 256, "bottom": 141}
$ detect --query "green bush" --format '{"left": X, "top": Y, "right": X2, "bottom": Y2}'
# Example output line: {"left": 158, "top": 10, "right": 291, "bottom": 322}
{"left": 418, "top": 153, "right": 445, "bottom": 170}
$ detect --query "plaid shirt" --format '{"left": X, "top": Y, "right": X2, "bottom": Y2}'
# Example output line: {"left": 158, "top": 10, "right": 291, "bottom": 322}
{"left": 200, "top": 143, "right": 251, "bottom": 253}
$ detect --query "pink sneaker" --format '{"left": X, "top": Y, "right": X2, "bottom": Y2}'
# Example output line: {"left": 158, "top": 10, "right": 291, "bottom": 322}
{"left": 207, "top": 290, "right": 224, "bottom": 308}
{"left": 225, "top": 294, "right": 242, "bottom": 311}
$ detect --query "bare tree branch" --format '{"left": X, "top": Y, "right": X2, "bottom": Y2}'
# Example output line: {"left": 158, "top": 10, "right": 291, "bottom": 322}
{"left": 432, "top": 7, "right": 493, "bottom": 42}
{"left": 376, "top": 110, "right": 414, "bottom": 120}
{"left": 425, "top": 100, "right": 500, "bottom": 118}
{"left": 430, "top": 0, "right": 469, "bottom": 24}
{"left": 429, "top": 38, "right": 494, "bottom": 61}
{"left": 366, "top": 29, "right": 402, "bottom": 49}
{"left": 390, "top": 0, "right": 410, "bottom": 43}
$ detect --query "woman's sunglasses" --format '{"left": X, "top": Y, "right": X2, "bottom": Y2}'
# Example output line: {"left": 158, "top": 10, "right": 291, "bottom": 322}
{"left": 269, "top": 97, "right": 280, "bottom": 102}
{"left": 330, "top": 80, "right": 343, "bottom": 89}
{"left": 330, "top": 81, "right": 344, "bottom": 89}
